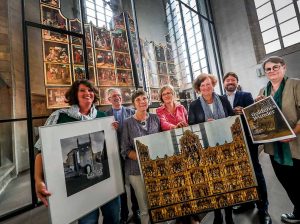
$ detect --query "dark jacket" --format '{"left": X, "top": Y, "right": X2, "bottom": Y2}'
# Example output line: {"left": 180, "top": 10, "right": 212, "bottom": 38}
{"left": 188, "top": 94, "right": 234, "bottom": 125}
{"left": 106, "top": 106, "right": 135, "bottom": 145}
{"left": 231, "top": 91, "right": 254, "bottom": 108}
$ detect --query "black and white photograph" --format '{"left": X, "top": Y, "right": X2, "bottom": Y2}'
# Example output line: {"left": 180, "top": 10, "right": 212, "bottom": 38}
{"left": 61, "top": 131, "right": 110, "bottom": 197}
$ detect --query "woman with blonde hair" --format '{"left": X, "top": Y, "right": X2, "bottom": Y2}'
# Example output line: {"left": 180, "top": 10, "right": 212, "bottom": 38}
{"left": 156, "top": 84, "right": 188, "bottom": 131}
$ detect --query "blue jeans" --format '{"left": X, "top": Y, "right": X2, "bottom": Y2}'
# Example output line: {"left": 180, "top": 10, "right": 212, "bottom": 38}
{"left": 78, "top": 196, "right": 120, "bottom": 224}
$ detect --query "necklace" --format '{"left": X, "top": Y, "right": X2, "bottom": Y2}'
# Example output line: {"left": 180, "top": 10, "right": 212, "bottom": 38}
{"left": 134, "top": 113, "right": 149, "bottom": 128}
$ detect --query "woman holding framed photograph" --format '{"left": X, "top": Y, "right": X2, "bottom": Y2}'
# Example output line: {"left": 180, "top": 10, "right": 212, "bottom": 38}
{"left": 34, "top": 79, "right": 120, "bottom": 224}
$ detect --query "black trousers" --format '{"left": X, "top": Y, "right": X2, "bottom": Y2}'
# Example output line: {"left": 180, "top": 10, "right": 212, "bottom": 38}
{"left": 270, "top": 155, "right": 300, "bottom": 214}
{"left": 242, "top": 116, "right": 269, "bottom": 212}
{"left": 248, "top": 141, "right": 269, "bottom": 212}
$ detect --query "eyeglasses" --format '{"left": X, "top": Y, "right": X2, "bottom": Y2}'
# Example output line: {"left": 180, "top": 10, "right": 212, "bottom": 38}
{"left": 109, "top": 94, "right": 121, "bottom": 99}
{"left": 264, "top": 65, "right": 281, "bottom": 73}
{"left": 162, "top": 92, "right": 173, "bottom": 97}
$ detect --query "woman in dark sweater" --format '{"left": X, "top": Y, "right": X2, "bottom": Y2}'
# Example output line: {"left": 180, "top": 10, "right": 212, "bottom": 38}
{"left": 188, "top": 73, "right": 234, "bottom": 224}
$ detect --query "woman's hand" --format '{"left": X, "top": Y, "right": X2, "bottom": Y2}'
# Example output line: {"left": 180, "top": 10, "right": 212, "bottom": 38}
{"left": 112, "top": 121, "right": 119, "bottom": 130}
{"left": 128, "top": 150, "right": 137, "bottom": 160}
{"left": 207, "top": 118, "right": 215, "bottom": 122}
{"left": 280, "top": 138, "right": 296, "bottom": 143}
{"left": 176, "top": 121, "right": 188, "bottom": 128}
{"left": 35, "top": 180, "right": 51, "bottom": 207}
{"left": 255, "top": 95, "right": 266, "bottom": 102}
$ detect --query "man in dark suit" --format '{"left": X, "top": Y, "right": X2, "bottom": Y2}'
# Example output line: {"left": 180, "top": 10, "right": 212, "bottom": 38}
{"left": 223, "top": 72, "right": 272, "bottom": 224}
{"left": 106, "top": 88, "right": 140, "bottom": 224}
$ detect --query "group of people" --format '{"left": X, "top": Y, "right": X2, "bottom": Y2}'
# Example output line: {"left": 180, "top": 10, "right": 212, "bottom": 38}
{"left": 34, "top": 55, "right": 300, "bottom": 224}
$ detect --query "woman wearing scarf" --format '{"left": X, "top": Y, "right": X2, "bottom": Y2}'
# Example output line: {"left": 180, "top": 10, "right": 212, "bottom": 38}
{"left": 188, "top": 73, "right": 234, "bottom": 224}
{"left": 121, "top": 90, "right": 160, "bottom": 224}
{"left": 257, "top": 56, "right": 300, "bottom": 224}
{"left": 34, "top": 79, "right": 120, "bottom": 224}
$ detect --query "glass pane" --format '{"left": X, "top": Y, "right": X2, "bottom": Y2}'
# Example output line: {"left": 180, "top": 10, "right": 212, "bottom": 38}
{"left": 0, "top": 121, "right": 32, "bottom": 216}
{"left": 202, "top": 67, "right": 208, "bottom": 73}
{"left": 262, "top": 27, "right": 278, "bottom": 43}
{"left": 96, "top": 5, "right": 105, "bottom": 14}
{"left": 86, "top": 8, "right": 95, "bottom": 17}
{"left": 283, "top": 31, "right": 300, "bottom": 47}
{"left": 298, "top": 1, "right": 300, "bottom": 12}
{"left": 199, "top": 49, "right": 205, "bottom": 58}
{"left": 197, "top": 40, "right": 204, "bottom": 50}
{"left": 85, "top": 1, "right": 95, "bottom": 10}
{"left": 273, "top": 0, "right": 292, "bottom": 10}
{"left": 254, "top": 0, "right": 269, "bottom": 8}
{"left": 196, "top": 32, "right": 202, "bottom": 42}
{"left": 276, "top": 4, "right": 296, "bottom": 23}
{"left": 106, "top": 10, "right": 113, "bottom": 18}
{"left": 191, "top": 53, "right": 199, "bottom": 63}
{"left": 259, "top": 14, "right": 276, "bottom": 32}
{"left": 200, "top": 58, "right": 207, "bottom": 68}
{"left": 95, "top": 0, "right": 104, "bottom": 7}
{"left": 264, "top": 39, "right": 281, "bottom": 53}
{"left": 87, "top": 16, "right": 96, "bottom": 25}
{"left": 97, "top": 12, "right": 106, "bottom": 21}
{"left": 256, "top": 2, "right": 272, "bottom": 20}
{"left": 192, "top": 62, "right": 200, "bottom": 71}
{"left": 280, "top": 18, "right": 299, "bottom": 36}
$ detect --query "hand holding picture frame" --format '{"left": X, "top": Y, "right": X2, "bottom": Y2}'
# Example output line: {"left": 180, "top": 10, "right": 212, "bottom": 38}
{"left": 39, "top": 117, "right": 124, "bottom": 224}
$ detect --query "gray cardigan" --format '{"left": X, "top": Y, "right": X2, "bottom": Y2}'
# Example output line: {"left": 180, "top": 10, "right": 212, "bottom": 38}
{"left": 121, "top": 113, "right": 160, "bottom": 176}
{"left": 259, "top": 78, "right": 300, "bottom": 159}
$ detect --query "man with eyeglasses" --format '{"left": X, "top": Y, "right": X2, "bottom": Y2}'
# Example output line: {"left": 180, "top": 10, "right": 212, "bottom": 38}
{"left": 106, "top": 88, "right": 140, "bottom": 224}
{"left": 223, "top": 72, "right": 271, "bottom": 224}
{"left": 257, "top": 56, "right": 300, "bottom": 224}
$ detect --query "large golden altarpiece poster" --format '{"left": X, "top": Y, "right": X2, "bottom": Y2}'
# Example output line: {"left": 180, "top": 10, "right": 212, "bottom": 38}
{"left": 134, "top": 116, "right": 259, "bottom": 223}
